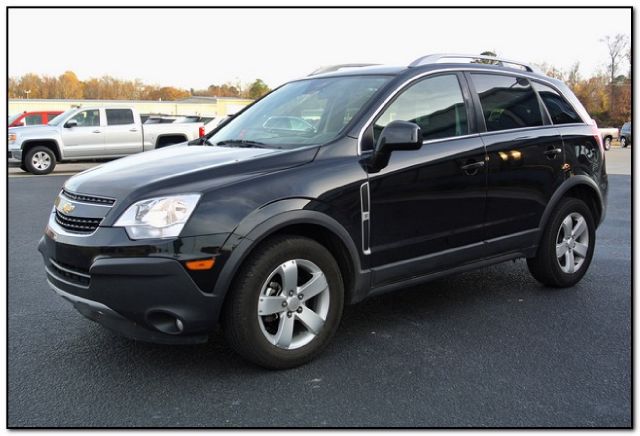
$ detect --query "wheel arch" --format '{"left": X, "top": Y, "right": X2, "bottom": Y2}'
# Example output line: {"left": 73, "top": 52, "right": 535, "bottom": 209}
{"left": 155, "top": 134, "right": 188, "bottom": 148}
{"left": 213, "top": 201, "right": 367, "bottom": 314}
{"left": 538, "top": 176, "right": 604, "bottom": 246}
{"left": 21, "top": 139, "right": 62, "bottom": 161}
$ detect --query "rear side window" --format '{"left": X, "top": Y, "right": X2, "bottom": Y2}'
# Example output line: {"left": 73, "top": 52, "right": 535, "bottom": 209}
{"left": 24, "top": 114, "right": 43, "bottom": 125}
{"left": 106, "top": 109, "right": 135, "bottom": 125}
{"left": 532, "top": 82, "right": 582, "bottom": 125}
{"left": 471, "top": 74, "right": 543, "bottom": 132}
{"left": 374, "top": 74, "right": 469, "bottom": 142}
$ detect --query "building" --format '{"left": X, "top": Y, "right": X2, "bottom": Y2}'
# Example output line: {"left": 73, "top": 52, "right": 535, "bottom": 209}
{"left": 8, "top": 96, "right": 253, "bottom": 118}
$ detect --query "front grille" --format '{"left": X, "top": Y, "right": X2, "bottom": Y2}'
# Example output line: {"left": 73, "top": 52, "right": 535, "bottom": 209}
{"left": 62, "top": 189, "right": 115, "bottom": 206}
{"left": 49, "top": 259, "right": 90, "bottom": 287}
{"left": 55, "top": 210, "right": 102, "bottom": 233}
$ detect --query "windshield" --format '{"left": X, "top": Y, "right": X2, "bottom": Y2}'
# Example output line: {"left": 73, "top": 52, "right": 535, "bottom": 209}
{"left": 208, "top": 75, "right": 391, "bottom": 149}
{"left": 8, "top": 114, "right": 21, "bottom": 125}
{"left": 48, "top": 108, "right": 78, "bottom": 126}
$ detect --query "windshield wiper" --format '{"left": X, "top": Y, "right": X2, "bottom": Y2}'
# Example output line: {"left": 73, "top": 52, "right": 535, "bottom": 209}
{"left": 216, "top": 139, "right": 270, "bottom": 148}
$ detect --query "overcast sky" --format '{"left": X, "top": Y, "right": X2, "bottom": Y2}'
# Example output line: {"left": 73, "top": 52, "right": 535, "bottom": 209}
{"left": 8, "top": 8, "right": 631, "bottom": 90}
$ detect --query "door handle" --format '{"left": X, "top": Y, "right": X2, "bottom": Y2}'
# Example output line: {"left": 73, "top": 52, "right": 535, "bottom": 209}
{"left": 92, "top": 130, "right": 102, "bottom": 134}
{"left": 129, "top": 128, "right": 138, "bottom": 132}
{"left": 544, "top": 147, "right": 563, "bottom": 158}
{"left": 460, "top": 160, "right": 485, "bottom": 175}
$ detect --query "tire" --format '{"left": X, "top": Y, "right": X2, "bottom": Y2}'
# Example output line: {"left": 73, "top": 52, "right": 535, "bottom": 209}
{"left": 604, "top": 136, "right": 612, "bottom": 150}
{"left": 621, "top": 137, "right": 627, "bottom": 148}
{"left": 527, "top": 198, "right": 595, "bottom": 288}
{"left": 222, "top": 235, "right": 344, "bottom": 369}
{"left": 19, "top": 163, "right": 27, "bottom": 172}
{"left": 23, "top": 146, "right": 56, "bottom": 175}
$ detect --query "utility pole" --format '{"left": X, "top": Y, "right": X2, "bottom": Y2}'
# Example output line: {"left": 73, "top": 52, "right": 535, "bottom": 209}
{"left": 23, "top": 89, "right": 31, "bottom": 99}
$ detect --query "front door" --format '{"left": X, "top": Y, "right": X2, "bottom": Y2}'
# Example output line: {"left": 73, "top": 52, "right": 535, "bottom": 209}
{"left": 60, "top": 109, "right": 105, "bottom": 158}
{"left": 366, "top": 73, "right": 488, "bottom": 286}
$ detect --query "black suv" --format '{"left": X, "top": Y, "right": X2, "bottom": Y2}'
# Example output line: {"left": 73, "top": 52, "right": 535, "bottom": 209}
{"left": 39, "top": 54, "right": 608, "bottom": 369}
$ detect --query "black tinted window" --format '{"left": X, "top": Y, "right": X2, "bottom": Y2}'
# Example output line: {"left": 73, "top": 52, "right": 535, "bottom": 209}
{"left": 532, "top": 82, "right": 581, "bottom": 125}
{"left": 106, "top": 109, "right": 135, "bottom": 125}
{"left": 24, "top": 114, "right": 43, "bottom": 125}
{"left": 374, "top": 74, "right": 468, "bottom": 142}
{"left": 471, "top": 74, "right": 543, "bottom": 131}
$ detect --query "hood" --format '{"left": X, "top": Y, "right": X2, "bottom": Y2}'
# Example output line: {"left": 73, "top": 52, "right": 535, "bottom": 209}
{"left": 64, "top": 143, "right": 316, "bottom": 201}
{"left": 10, "top": 125, "right": 59, "bottom": 137}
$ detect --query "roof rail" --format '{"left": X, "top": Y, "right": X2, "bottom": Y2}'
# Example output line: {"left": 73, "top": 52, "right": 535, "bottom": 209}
{"left": 308, "top": 63, "right": 380, "bottom": 76}
{"left": 409, "top": 53, "right": 540, "bottom": 73}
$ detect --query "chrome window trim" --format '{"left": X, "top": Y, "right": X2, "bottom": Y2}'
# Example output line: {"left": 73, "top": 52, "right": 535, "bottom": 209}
{"left": 357, "top": 67, "right": 586, "bottom": 155}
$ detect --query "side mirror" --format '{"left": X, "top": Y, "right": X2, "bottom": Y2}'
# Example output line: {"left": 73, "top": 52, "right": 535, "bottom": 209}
{"left": 368, "top": 120, "right": 422, "bottom": 172}
{"left": 65, "top": 119, "right": 78, "bottom": 128}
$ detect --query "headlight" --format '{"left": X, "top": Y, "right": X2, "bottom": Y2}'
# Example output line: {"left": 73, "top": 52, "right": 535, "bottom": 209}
{"left": 8, "top": 133, "right": 17, "bottom": 143}
{"left": 114, "top": 194, "right": 200, "bottom": 239}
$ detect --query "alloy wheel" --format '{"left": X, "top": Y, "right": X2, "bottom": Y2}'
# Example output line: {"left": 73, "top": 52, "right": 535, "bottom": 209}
{"left": 556, "top": 212, "right": 589, "bottom": 274}
{"left": 32, "top": 151, "right": 51, "bottom": 171}
{"left": 257, "top": 259, "right": 330, "bottom": 350}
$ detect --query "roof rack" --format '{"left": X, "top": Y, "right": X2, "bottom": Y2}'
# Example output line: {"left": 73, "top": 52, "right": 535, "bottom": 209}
{"left": 308, "top": 63, "right": 380, "bottom": 76}
{"left": 409, "top": 53, "right": 539, "bottom": 73}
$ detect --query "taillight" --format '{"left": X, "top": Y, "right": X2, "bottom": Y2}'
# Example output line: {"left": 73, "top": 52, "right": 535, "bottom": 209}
{"left": 198, "top": 126, "right": 205, "bottom": 138}
{"left": 588, "top": 119, "right": 604, "bottom": 153}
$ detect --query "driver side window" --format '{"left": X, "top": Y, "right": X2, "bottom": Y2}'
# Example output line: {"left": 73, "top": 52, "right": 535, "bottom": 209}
{"left": 70, "top": 110, "right": 100, "bottom": 127}
{"left": 373, "top": 74, "right": 469, "bottom": 144}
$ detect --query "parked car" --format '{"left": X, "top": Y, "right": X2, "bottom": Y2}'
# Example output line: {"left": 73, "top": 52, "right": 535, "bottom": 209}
{"left": 142, "top": 114, "right": 220, "bottom": 135}
{"left": 598, "top": 127, "right": 619, "bottom": 150}
{"left": 619, "top": 122, "right": 631, "bottom": 148}
{"left": 8, "top": 110, "right": 62, "bottom": 128}
{"left": 39, "top": 53, "right": 607, "bottom": 369}
{"left": 8, "top": 107, "right": 205, "bottom": 174}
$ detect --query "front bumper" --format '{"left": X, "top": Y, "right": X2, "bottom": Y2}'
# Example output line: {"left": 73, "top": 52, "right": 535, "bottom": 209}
{"left": 38, "top": 218, "right": 228, "bottom": 344}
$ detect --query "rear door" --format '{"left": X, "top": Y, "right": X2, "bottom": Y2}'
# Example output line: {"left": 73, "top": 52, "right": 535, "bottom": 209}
{"left": 103, "top": 108, "right": 143, "bottom": 156}
{"left": 367, "top": 73, "right": 488, "bottom": 286}
{"left": 467, "top": 73, "right": 565, "bottom": 256}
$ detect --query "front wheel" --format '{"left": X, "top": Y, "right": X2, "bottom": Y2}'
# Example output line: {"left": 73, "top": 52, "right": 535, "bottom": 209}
{"left": 621, "top": 137, "right": 627, "bottom": 148}
{"left": 222, "top": 235, "right": 344, "bottom": 369}
{"left": 527, "top": 198, "right": 595, "bottom": 287}
{"left": 23, "top": 146, "right": 56, "bottom": 175}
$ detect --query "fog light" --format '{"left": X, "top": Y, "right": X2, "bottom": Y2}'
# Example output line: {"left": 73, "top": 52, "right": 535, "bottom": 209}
{"left": 175, "top": 318, "right": 184, "bottom": 332}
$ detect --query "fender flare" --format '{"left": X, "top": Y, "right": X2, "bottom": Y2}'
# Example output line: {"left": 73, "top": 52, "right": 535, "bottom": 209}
{"left": 211, "top": 198, "right": 364, "bottom": 303}
{"left": 21, "top": 138, "right": 62, "bottom": 160}
{"left": 537, "top": 175, "right": 604, "bottom": 244}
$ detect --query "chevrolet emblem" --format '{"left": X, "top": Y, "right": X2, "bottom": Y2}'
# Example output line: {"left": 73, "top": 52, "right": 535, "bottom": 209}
{"left": 61, "top": 202, "right": 75, "bottom": 214}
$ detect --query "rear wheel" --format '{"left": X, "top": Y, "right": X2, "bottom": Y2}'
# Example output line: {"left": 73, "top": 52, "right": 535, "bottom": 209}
{"left": 604, "top": 136, "right": 612, "bottom": 150}
{"left": 621, "top": 136, "right": 627, "bottom": 148}
{"left": 527, "top": 198, "right": 595, "bottom": 287}
{"left": 23, "top": 146, "right": 56, "bottom": 175}
{"left": 222, "top": 235, "right": 344, "bottom": 369}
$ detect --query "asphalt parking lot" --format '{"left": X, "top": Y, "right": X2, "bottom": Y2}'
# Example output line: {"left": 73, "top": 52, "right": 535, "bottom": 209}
{"left": 7, "top": 149, "right": 631, "bottom": 427}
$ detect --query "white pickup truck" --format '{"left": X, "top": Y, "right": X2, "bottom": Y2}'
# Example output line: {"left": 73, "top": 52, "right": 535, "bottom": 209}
{"left": 8, "top": 106, "right": 205, "bottom": 174}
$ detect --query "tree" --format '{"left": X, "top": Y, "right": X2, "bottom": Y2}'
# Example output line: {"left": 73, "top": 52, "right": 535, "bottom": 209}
{"left": 601, "top": 34, "right": 629, "bottom": 113}
{"left": 58, "top": 71, "right": 83, "bottom": 99}
{"left": 18, "top": 73, "right": 44, "bottom": 98}
{"left": 474, "top": 50, "right": 500, "bottom": 65}
{"left": 244, "top": 79, "right": 270, "bottom": 99}
{"left": 566, "top": 62, "right": 581, "bottom": 89}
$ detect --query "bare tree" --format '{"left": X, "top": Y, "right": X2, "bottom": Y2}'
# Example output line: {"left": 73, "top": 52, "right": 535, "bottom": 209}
{"left": 601, "top": 34, "right": 629, "bottom": 113}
